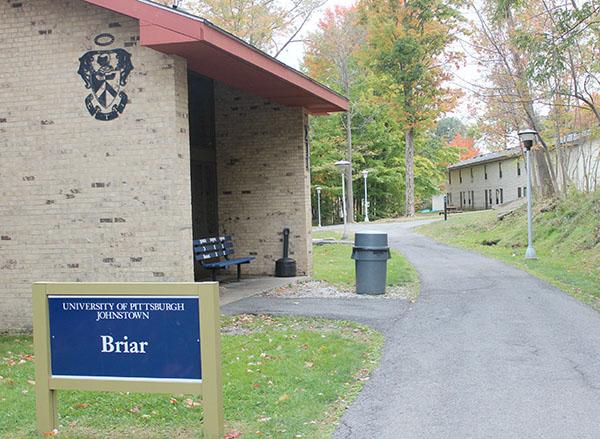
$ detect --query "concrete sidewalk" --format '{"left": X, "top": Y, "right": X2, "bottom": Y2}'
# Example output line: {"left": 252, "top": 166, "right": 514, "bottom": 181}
{"left": 219, "top": 275, "right": 308, "bottom": 305}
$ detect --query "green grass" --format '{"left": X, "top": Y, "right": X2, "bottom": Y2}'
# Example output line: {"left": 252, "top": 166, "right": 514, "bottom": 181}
{"left": 312, "top": 231, "right": 419, "bottom": 298}
{"left": 0, "top": 315, "right": 383, "bottom": 439}
{"left": 418, "top": 191, "right": 600, "bottom": 309}
{"left": 312, "top": 230, "right": 354, "bottom": 240}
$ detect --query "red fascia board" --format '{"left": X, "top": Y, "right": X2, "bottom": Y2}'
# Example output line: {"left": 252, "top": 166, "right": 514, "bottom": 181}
{"left": 82, "top": 0, "right": 348, "bottom": 113}
{"left": 200, "top": 25, "right": 348, "bottom": 112}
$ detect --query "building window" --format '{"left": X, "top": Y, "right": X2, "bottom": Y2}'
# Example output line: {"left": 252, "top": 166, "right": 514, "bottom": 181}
{"left": 517, "top": 161, "right": 521, "bottom": 176}
{"left": 499, "top": 162, "right": 503, "bottom": 179}
{"left": 518, "top": 187, "right": 522, "bottom": 198}
{"left": 484, "top": 165, "right": 488, "bottom": 180}
{"left": 495, "top": 189, "right": 499, "bottom": 205}
{"left": 468, "top": 191, "right": 471, "bottom": 205}
{"left": 471, "top": 191, "right": 474, "bottom": 207}
{"left": 500, "top": 188, "right": 504, "bottom": 204}
{"left": 488, "top": 189, "right": 492, "bottom": 206}
{"left": 448, "top": 171, "right": 451, "bottom": 185}
{"left": 523, "top": 186, "right": 527, "bottom": 197}
{"left": 459, "top": 170, "right": 462, "bottom": 184}
{"left": 470, "top": 168, "right": 474, "bottom": 183}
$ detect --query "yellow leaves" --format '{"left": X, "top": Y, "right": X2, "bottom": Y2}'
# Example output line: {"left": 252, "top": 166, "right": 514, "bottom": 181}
{"left": 42, "top": 429, "right": 59, "bottom": 437}
{"left": 304, "top": 361, "right": 314, "bottom": 369}
{"left": 27, "top": 379, "right": 35, "bottom": 386}
{"left": 278, "top": 393, "right": 289, "bottom": 402}
{"left": 73, "top": 403, "right": 90, "bottom": 409}
{"left": 169, "top": 397, "right": 178, "bottom": 404}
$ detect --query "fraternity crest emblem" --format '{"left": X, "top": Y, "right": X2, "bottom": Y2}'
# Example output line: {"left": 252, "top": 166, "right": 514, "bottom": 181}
{"left": 77, "top": 35, "right": 133, "bottom": 121}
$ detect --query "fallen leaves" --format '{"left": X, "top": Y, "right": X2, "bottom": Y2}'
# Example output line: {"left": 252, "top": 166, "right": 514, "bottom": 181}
{"left": 3, "top": 353, "right": 34, "bottom": 367}
{"left": 74, "top": 403, "right": 90, "bottom": 409}
{"left": 224, "top": 430, "right": 242, "bottom": 439}
{"left": 183, "top": 398, "right": 201, "bottom": 408}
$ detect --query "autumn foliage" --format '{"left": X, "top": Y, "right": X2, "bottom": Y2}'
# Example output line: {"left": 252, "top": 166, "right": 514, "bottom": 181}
{"left": 449, "top": 133, "right": 480, "bottom": 161}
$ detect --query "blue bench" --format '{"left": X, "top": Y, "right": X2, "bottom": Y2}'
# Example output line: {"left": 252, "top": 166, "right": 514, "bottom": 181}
{"left": 193, "top": 236, "right": 255, "bottom": 281}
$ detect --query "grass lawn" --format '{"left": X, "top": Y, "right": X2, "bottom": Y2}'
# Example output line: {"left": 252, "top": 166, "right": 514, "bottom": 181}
{"left": 417, "top": 191, "right": 600, "bottom": 309}
{"left": 312, "top": 231, "right": 419, "bottom": 299}
{"left": 0, "top": 315, "right": 383, "bottom": 438}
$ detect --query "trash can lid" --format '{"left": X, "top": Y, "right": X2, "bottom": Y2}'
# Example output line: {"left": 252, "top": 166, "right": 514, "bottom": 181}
{"left": 354, "top": 230, "right": 388, "bottom": 247}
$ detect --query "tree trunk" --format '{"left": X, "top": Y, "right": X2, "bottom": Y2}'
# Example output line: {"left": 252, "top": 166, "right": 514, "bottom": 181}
{"left": 345, "top": 110, "right": 355, "bottom": 222}
{"left": 503, "top": 7, "right": 557, "bottom": 198}
{"left": 405, "top": 127, "right": 415, "bottom": 216}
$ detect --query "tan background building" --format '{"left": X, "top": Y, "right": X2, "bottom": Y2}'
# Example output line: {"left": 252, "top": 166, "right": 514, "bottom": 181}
{"left": 446, "top": 136, "right": 599, "bottom": 211}
{"left": 447, "top": 149, "right": 527, "bottom": 210}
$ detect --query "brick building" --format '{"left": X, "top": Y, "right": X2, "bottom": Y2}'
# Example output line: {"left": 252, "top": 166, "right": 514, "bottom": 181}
{"left": 0, "top": 0, "right": 348, "bottom": 330}
{"left": 446, "top": 148, "right": 526, "bottom": 210}
{"left": 446, "top": 135, "right": 600, "bottom": 211}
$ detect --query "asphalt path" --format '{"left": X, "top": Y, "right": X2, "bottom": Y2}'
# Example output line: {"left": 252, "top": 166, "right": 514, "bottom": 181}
{"left": 223, "top": 220, "right": 600, "bottom": 438}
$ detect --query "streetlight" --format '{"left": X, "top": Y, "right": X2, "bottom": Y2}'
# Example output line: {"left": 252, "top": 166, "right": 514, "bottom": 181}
{"left": 335, "top": 160, "right": 351, "bottom": 239}
{"left": 518, "top": 128, "right": 538, "bottom": 260}
{"left": 362, "top": 169, "right": 370, "bottom": 222}
{"left": 315, "top": 186, "right": 322, "bottom": 228}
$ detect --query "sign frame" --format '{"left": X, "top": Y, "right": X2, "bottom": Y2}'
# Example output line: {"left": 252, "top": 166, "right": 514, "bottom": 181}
{"left": 33, "top": 282, "right": 223, "bottom": 438}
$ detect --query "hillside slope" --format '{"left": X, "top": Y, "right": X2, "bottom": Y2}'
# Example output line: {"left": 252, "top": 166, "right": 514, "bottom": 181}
{"left": 418, "top": 191, "right": 600, "bottom": 309}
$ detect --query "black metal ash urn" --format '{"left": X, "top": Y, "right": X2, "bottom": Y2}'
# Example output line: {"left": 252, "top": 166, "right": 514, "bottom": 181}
{"left": 275, "top": 228, "right": 297, "bottom": 277}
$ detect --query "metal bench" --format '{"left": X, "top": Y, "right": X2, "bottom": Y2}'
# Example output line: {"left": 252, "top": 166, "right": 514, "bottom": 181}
{"left": 439, "top": 204, "right": 462, "bottom": 215}
{"left": 193, "top": 236, "right": 255, "bottom": 281}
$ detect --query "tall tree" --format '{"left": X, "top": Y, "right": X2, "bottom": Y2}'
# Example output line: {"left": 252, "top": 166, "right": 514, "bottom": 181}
{"left": 360, "top": 0, "right": 464, "bottom": 216}
{"left": 468, "top": 0, "right": 599, "bottom": 197}
{"left": 304, "top": 7, "right": 366, "bottom": 222}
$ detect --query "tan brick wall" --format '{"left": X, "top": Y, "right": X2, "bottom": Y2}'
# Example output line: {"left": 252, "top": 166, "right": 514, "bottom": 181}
{"left": 214, "top": 82, "right": 312, "bottom": 276}
{"left": 0, "top": 0, "right": 193, "bottom": 331}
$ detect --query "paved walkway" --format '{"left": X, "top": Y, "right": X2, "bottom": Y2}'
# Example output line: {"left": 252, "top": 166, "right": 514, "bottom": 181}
{"left": 223, "top": 220, "right": 600, "bottom": 438}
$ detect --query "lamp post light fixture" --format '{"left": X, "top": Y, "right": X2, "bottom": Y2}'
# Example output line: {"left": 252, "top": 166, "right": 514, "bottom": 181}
{"left": 335, "top": 160, "right": 351, "bottom": 239}
{"left": 316, "top": 186, "right": 322, "bottom": 228}
{"left": 518, "top": 128, "right": 538, "bottom": 260}
{"left": 362, "top": 169, "right": 370, "bottom": 223}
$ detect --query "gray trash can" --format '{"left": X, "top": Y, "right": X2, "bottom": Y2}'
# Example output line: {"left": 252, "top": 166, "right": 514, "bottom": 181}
{"left": 351, "top": 231, "right": 391, "bottom": 295}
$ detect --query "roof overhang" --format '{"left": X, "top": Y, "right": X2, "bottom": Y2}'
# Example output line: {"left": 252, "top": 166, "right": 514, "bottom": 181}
{"left": 82, "top": 0, "right": 348, "bottom": 114}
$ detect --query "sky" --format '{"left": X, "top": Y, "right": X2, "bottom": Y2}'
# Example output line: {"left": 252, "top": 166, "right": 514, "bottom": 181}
{"left": 277, "top": 0, "right": 483, "bottom": 125}
{"left": 277, "top": 0, "right": 356, "bottom": 69}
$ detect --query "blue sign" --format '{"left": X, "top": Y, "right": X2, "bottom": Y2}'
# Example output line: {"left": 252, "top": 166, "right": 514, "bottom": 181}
{"left": 48, "top": 295, "right": 201, "bottom": 381}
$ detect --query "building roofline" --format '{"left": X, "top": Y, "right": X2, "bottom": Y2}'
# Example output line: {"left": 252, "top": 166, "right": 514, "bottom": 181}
{"left": 82, "top": 0, "right": 349, "bottom": 113}
{"left": 448, "top": 148, "right": 522, "bottom": 171}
